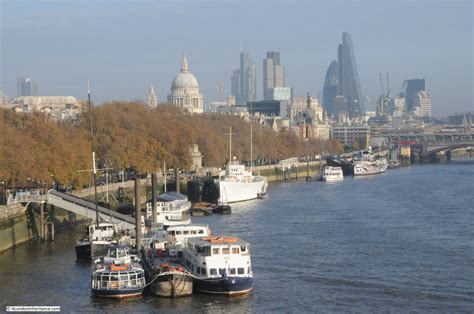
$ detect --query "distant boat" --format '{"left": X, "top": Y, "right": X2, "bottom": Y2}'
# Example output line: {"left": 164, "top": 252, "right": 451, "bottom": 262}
{"left": 91, "top": 244, "right": 146, "bottom": 298}
{"left": 216, "top": 126, "right": 268, "bottom": 204}
{"left": 216, "top": 161, "right": 268, "bottom": 204}
{"left": 321, "top": 166, "right": 344, "bottom": 182}
{"left": 353, "top": 152, "right": 389, "bottom": 176}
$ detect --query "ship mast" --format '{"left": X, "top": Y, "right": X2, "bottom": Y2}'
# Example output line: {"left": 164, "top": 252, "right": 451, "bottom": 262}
{"left": 87, "top": 82, "right": 100, "bottom": 227}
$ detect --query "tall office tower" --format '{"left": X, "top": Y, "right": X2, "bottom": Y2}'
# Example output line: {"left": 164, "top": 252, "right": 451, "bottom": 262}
{"left": 231, "top": 69, "right": 241, "bottom": 103}
{"left": 402, "top": 79, "right": 425, "bottom": 112}
{"left": 17, "top": 77, "right": 37, "bottom": 96}
{"left": 337, "top": 33, "right": 364, "bottom": 117}
{"left": 239, "top": 51, "right": 257, "bottom": 104}
{"left": 322, "top": 60, "right": 339, "bottom": 117}
{"left": 147, "top": 84, "right": 157, "bottom": 108}
{"left": 263, "top": 51, "right": 286, "bottom": 100}
{"left": 413, "top": 91, "right": 432, "bottom": 117}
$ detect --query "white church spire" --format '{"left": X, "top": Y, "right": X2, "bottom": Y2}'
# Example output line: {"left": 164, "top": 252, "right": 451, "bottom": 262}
{"left": 147, "top": 84, "right": 157, "bottom": 108}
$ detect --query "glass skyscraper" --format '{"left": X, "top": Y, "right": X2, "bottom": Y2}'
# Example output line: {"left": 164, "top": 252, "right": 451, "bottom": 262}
{"left": 402, "top": 79, "right": 425, "bottom": 112}
{"left": 17, "top": 77, "right": 37, "bottom": 97}
{"left": 240, "top": 51, "right": 257, "bottom": 104}
{"left": 337, "top": 33, "right": 364, "bottom": 117}
{"left": 322, "top": 60, "right": 339, "bottom": 117}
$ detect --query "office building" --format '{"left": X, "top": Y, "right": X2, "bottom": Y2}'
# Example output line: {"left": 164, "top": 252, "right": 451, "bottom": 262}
{"left": 402, "top": 79, "right": 425, "bottom": 112}
{"left": 337, "top": 33, "right": 364, "bottom": 117}
{"left": 232, "top": 51, "right": 257, "bottom": 105}
{"left": 322, "top": 60, "right": 338, "bottom": 117}
{"left": 413, "top": 91, "right": 432, "bottom": 117}
{"left": 263, "top": 51, "right": 286, "bottom": 100}
{"left": 17, "top": 77, "right": 37, "bottom": 97}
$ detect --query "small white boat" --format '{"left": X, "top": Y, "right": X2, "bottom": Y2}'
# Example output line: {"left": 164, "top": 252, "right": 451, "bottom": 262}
{"left": 91, "top": 245, "right": 146, "bottom": 298}
{"left": 145, "top": 192, "right": 192, "bottom": 227}
{"left": 321, "top": 166, "right": 344, "bottom": 182}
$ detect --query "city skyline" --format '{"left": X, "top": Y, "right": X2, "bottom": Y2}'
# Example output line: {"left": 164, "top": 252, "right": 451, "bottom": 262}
{"left": 1, "top": 1, "right": 472, "bottom": 115}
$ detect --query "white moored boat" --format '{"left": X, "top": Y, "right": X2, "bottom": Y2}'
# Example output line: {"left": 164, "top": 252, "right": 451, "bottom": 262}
{"left": 321, "top": 166, "right": 344, "bottom": 182}
{"left": 353, "top": 152, "right": 389, "bottom": 176}
{"left": 182, "top": 236, "right": 253, "bottom": 295}
{"left": 145, "top": 192, "right": 191, "bottom": 227}
{"left": 217, "top": 161, "right": 268, "bottom": 204}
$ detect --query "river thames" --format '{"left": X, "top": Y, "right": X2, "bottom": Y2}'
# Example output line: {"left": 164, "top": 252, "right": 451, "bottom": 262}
{"left": 1, "top": 161, "right": 473, "bottom": 312}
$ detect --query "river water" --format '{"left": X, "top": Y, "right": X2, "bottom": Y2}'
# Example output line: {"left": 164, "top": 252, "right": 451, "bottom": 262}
{"left": 1, "top": 161, "right": 473, "bottom": 312}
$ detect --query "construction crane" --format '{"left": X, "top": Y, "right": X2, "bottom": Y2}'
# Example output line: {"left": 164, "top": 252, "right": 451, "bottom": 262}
{"left": 386, "top": 72, "right": 390, "bottom": 96}
{"left": 216, "top": 81, "right": 224, "bottom": 102}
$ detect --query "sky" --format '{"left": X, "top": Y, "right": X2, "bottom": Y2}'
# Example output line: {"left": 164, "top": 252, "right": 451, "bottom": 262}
{"left": 0, "top": 0, "right": 472, "bottom": 116}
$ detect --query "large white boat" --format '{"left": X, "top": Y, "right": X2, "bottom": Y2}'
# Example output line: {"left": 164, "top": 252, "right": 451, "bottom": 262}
{"left": 353, "top": 153, "right": 389, "bottom": 176}
{"left": 145, "top": 192, "right": 191, "bottom": 227}
{"left": 321, "top": 166, "right": 344, "bottom": 182}
{"left": 181, "top": 236, "right": 253, "bottom": 295}
{"left": 216, "top": 161, "right": 268, "bottom": 204}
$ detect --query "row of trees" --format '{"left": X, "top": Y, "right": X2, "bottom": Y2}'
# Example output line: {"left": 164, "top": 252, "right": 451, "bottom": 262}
{"left": 0, "top": 101, "right": 343, "bottom": 188}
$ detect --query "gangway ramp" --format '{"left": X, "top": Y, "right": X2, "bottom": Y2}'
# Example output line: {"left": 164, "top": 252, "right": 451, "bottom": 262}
{"left": 47, "top": 189, "right": 135, "bottom": 231}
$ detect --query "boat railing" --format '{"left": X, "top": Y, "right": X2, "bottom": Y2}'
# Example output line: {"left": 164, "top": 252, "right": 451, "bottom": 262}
{"left": 92, "top": 277, "right": 145, "bottom": 290}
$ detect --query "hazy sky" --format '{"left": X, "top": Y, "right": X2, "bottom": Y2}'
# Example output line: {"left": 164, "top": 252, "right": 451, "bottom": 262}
{"left": 1, "top": 0, "right": 472, "bottom": 115}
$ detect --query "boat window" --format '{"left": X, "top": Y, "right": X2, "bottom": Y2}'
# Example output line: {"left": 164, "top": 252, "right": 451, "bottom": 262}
{"left": 241, "top": 245, "right": 246, "bottom": 252}
{"left": 186, "top": 260, "right": 191, "bottom": 268}
{"left": 201, "top": 268, "right": 206, "bottom": 275}
{"left": 191, "top": 230, "right": 197, "bottom": 235}
{"left": 198, "top": 230, "right": 204, "bottom": 234}
{"left": 212, "top": 248, "right": 220, "bottom": 255}
{"left": 176, "top": 231, "right": 182, "bottom": 235}
{"left": 120, "top": 275, "right": 128, "bottom": 281}
{"left": 210, "top": 269, "right": 217, "bottom": 276}
{"left": 169, "top": 231, "right": 175, "bottom": 235}
{"left": 238, "top": 268, "right": 244, "bottom": 275}
{"left": 248, "top": 267, "right": 251, "bottom": 274}
{"left": 196, "top": 246, "right": 204, "bottom": 253}
{"left": 222, "top": 248, "right": 230, "bottom": 254}
{"left": 197, "top": 266, "right": 201, "bottom": 274}
{"left": 110, "top": 275, "right": 119, "bottom": 281}
{"left": 130, "top": 274, "right": 136, "bottom": 280}
{"left": 219, "top": 268, "right": 226, "bottom": 275}
{"left": 232, "top": 247, "right": 239, "bottom": 254}
{"left": 230, "top": 268, "right": 236, "bottom": 275}
{"left": 183, "top": 231, "right": 189, "bottom": 235}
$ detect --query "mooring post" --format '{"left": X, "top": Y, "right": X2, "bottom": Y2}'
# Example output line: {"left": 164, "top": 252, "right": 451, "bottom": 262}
{"left": 135, "top": 178, "right": 141, "bottom": 251}
{"left": 40, "top": 203, "right": 44, "bottom": 241}
{"left": 50, "top": 204, "right": 55, "bottom": 241}
{"left": 151, "top": 173, "right": 157, "bottom": 224}
{"left": 306, "top": 159, "right": 310, "bottom": 180}
{"left": 175, "top": 168, "right": 180, "bottom": 193}
{"left": 295, "top": 165, "right": 298, "bottom": 180}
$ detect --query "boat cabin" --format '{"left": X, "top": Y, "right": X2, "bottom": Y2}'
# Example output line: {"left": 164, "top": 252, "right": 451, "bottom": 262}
{"left": 167, "top": 224, "right": 211, "bottom": 250}
{"left": 87, "top": 223, "right": 116, "bottom": 241}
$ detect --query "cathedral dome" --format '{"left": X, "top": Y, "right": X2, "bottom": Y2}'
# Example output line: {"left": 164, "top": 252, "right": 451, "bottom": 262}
{"left": 170, "top": 55, "right": 199, "bottom": 92}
